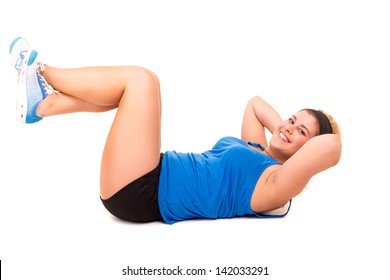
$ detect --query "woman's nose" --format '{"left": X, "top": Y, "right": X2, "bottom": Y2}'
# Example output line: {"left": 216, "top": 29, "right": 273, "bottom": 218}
{"left": 285, "top": 123, "right": 295, "bottom": 134}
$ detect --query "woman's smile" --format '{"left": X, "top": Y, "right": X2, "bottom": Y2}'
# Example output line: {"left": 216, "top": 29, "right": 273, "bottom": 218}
{"left": 279, "top": 131, "right": 291, "bottom": 143}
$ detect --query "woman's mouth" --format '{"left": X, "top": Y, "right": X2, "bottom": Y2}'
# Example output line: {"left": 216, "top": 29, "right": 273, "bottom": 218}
{"left": 279, "top": 131, "right": 291, "bottom": 143}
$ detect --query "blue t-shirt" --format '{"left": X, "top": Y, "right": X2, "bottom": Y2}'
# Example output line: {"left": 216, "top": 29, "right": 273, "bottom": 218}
{"left": 158, "top": 136, "right": 290, "bottom": 224}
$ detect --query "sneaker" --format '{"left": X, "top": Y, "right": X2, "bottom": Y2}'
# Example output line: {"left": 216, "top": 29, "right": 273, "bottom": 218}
{"left": 9, "top": 37, "right": 58, "bottom": 124}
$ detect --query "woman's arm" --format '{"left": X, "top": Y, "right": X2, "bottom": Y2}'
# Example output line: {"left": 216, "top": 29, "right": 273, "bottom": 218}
{"left": 241, "top": 96, "right": 282, "bottom": 147}
{"left": 262, "top": 134, "right": 342, "bottom": 209}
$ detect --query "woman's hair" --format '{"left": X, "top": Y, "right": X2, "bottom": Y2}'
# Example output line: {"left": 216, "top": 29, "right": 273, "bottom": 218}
{"left": 320, "top": 110, "right": 340, "bottom": 135}
{"left": 303, "top": 109, "right": 340, "bottom": 136}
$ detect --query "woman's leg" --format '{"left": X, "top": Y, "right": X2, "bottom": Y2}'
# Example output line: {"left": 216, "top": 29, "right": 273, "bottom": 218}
{"left": 37, "top": 93, "right": 118, "bottom": 116}
{"left": 38, "top": 65, "right": 162, "bottom": 199}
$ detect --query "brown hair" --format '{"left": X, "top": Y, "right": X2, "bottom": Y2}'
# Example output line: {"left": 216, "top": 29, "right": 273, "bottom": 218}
{"left": 304, "top": 109, "right": 341, "bottom": 136}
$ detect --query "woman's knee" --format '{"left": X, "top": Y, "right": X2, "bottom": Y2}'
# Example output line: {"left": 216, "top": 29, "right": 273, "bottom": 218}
{"left": 123, "top": 66, "right": 160, "bottom": 90}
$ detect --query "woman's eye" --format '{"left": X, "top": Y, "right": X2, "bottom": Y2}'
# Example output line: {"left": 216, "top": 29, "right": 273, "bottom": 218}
{"left": 289, "top": 118, "right": 294, "bottom": 124}
{"left": 298, "top": 129, "right": 306, "bottom": 136}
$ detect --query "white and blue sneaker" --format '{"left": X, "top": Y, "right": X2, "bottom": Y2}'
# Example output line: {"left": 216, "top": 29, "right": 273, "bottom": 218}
{"left": 9, "top": 37, "right": 58, "bottom": 124}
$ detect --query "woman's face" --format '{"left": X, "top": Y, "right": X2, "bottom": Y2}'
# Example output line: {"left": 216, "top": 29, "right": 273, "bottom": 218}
{"left": 268, "top": 110, "right": 318, "bottom": 162}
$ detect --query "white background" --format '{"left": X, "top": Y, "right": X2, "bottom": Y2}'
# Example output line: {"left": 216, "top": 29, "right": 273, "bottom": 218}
{"left": 0, "top": 0, "right": 389, "bottom": 279}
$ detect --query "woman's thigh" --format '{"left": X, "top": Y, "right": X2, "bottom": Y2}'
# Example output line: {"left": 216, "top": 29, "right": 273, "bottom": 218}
{"left": 100, "top": 67, "right": 162, "bottom": 199}
{"left": 101, "top": 153, "right": 164, "bottom": 222}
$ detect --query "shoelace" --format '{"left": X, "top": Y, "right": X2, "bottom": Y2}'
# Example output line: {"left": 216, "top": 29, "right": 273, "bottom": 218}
{"left": 37, "top": 70, "right": 60, "bottom": 95}
{"left": 37, "top": 62, "right": 60, "bottom": 94}
{"left": 14, "top": 50, "right": 27, "bottom": 71}
{"left": 16, "top": 51, "right": 28, "bottom": 85}
{"left": 15, "top": 50, "right": 60, "bottom": 95}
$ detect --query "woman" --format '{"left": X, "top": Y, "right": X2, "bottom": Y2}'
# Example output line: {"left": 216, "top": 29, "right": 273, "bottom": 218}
{"left": 10, "top": 37, "right": 342, "bottom": 224}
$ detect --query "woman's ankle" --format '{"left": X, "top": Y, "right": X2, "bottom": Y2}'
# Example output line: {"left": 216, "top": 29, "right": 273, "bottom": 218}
{"left": 36, "top": 94, "right": 52, "bottom": 117}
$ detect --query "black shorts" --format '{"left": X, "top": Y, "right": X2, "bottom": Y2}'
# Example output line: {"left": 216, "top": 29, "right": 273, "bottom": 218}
{"left": 101, "top": 154, "right": 164, "bottom": 223}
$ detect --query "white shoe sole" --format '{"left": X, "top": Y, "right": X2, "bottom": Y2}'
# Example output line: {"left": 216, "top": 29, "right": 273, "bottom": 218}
{"left": 15, "top": 49, "right": 31, "bottom": 124}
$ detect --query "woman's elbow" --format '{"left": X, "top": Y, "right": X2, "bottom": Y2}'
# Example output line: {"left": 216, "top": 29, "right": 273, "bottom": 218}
{"left": 329, "top": 134, "right": 342, "bottom": 166}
